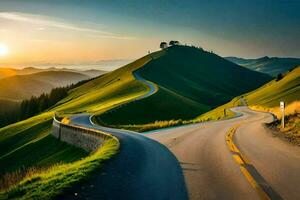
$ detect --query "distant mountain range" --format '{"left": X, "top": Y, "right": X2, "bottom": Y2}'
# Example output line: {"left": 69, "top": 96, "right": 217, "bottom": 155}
{"left": 0, "top": 71, "right": 93, "bottom": 101}
{"left": 225, "top": 56, "right": 300, "bottom": 77}
{"left": 0, "top": 67, "right": 107, "bottom": 102}
{"left": 0, "top": 67, "right": 107, "bottom": 79}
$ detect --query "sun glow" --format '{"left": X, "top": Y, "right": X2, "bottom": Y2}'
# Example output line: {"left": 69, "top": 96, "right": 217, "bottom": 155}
{"left": 0, "top": 43, "right": 9, "bottom": 57}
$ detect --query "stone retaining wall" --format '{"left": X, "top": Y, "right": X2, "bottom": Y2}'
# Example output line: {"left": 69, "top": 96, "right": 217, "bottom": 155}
{"left": 52, "top": 117, "right": 111, "bottom": 152}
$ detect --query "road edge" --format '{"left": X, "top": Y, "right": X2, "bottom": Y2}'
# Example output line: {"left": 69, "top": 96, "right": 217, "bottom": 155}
{"left": 226, "top": 124, "right": 283, "bottom": 200}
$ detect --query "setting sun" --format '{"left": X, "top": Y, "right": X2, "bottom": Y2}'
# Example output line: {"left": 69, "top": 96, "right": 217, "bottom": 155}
{"left": 0, "top": 43, "right": 9, "bottom": 57}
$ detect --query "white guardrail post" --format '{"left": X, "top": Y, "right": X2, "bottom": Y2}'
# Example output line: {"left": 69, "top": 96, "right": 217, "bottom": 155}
{"left": 280, "top": 101, "right": 285, "bottom": 129}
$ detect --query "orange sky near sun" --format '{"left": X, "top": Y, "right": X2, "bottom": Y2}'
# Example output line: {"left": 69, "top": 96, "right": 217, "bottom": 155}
{"left": 0, "top": 12, "right": 159, "bottom": 66}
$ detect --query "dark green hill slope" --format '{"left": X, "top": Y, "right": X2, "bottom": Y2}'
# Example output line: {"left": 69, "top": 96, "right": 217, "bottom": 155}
{"left": 226, "top": 56, "right": 300, "bottom": 77}
{"left": 98, "top": 86, "right": 210, "bottom": 125}
{"left": 140, "top": 46, "right": 271, "bottom": 107}
{"left": 98, "top": 45, "right": 272, "bottom": 125}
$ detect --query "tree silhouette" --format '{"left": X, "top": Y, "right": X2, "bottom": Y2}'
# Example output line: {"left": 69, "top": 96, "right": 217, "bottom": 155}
{"left": 160, "top": 42, "right": 168, "bottom": 49}
{"left": 169, "top": 40, "right": 179, "bottom": 46}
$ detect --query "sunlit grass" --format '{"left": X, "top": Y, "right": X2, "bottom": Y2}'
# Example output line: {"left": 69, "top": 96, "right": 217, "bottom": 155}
{"left": 114, "top": 119, "right": 185, "bottom": 132}
{"left": 244, "top": 66, "right": 300, "bottom": 107}
{"left": 1, "top": 164, "right": 61, "bottom": 192}
{"left": 0, "top": 51, "right": 164, "bottom": 199}
{"left": 1, "top": 138, "right": 119, "bottom": 200}
{"left": 251, "top": 101, "right": 300, "bottom": 144}
{"left": 195, "top": 97, "right": 241, "bottom": 122}
{"left": 250, "top": 100, "right": 300, "bottom": 119}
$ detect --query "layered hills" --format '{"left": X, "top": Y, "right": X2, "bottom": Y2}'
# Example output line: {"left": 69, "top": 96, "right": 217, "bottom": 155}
{"left": 0, "top": 71, "right": 90, "bottom": 101}
{"left": 226, "top": 56, "right": 300, "bottom": 77}
{"left": 0, "top": 67, "right": 106, "bottom": 79}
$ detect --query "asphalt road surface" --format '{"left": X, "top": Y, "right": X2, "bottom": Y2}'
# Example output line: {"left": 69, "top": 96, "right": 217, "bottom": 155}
{"left": 147, "top": 107, "right": 300, "bottom": 200}
{"left": 56, "top": 114, "right": 188, "bottom": 200}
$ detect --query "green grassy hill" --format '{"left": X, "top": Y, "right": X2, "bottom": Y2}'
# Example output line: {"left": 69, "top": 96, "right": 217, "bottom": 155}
{"left": 98, "top": 45, "right": 271, "bottom": 126}
{"left": 226, "top": 56, "right": 300, "bottom": 77}
{"left": 0, "top": 51, "right": 161, "bottom": 196}
{"left": 242, "top": 66, "right": 300, "bottom": 145}
{"left": 202, "top": 66, "right": 300, "bottom": 121}
{"left": 244, "top": 66, "right": 300, "bottom": 107}
{"left": 0, "top": 115, "right": 87, "bottom": 176}
{"left": 0, "top": 71, "right": 89, "bottom": 101}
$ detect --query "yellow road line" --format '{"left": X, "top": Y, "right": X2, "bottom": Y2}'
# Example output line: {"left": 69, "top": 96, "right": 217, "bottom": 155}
{"left": 240, "top": 166, "right": 271, "bottom": 200}
{"left": 226, "top": 124, "right": 271, "bottom": 200}
{"left": 232, "top": 154, "right": 244, "bottom": 165}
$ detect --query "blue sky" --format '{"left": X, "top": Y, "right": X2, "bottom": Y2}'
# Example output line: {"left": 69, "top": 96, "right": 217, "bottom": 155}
{"left": 0, "top": 0, "right": 299, "bottom": 68}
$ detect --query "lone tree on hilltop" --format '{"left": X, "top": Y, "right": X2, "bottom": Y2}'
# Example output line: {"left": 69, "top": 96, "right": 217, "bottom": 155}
{"left": 160, "top": 42, "right": 168, "bottom": 49}
{"left": 169, "top": 40, "right": 180, "bottom": 46}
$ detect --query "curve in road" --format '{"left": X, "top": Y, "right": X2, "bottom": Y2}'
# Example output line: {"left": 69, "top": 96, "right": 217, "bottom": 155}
{"left": 147, "top": 107, "right": 299, "bottom": 200}
{"left": 56, "top": 70, "right": 188, "bottom": 200}
{"left": 57, "top": 114, "right": 188, "bottom": 200}
{"left": 133, "top": 70, "right": 158, "bottom": 100}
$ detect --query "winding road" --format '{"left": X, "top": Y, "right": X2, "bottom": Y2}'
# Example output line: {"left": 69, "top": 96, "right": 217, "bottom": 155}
{"left": 58, "top": 114, "right": 188, "bottom": 200}
{"left": 57, "top": 69, "right": 300, "bottom": 200}
{"left": 56, "top": 71, "right": 188, "bottom": 200}
{"left": 147, "top": 107, "right": 300, "bottom": 200}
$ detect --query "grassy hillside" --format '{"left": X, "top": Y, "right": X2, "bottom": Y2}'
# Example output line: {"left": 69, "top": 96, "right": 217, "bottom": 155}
{"left": 97, "top": 45, "right": 271, "bottom": 128}
{"left": 1, "top": 51, "right": 162, "bottom": 169}
{"left": 140, "top": 46, "right": 271, "bottom": 106}
{"left": 226, "top": 56, "right": 300, "bottom": 77}
{"left": 98, "top": 86, "right": 210, "bottom": 126}
{"left": 0, "top": 113, "right": 89, "bottom": 195}
{"left": 202, "top": 66, "right": 300, "bottom": 118}
{"left": 0, "top": 114, "right": 88, "bottom": 176}
{"left": 53, "top": 51, "right": 163, "bottom": 114}
{"left": 244, "top": 66, "right": 300, "bottom": 145}
{"left": 0, "top": 71, "right": 89, "bottom": 101}
{"left": 244, "top": 66, "right": 300, "bottom": 107}
{"left": 0, "top": 51, "right": 162, "bottom": 197}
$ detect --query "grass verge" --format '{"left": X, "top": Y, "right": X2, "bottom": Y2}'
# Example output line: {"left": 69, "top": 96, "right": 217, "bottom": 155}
{"left": 106, "top": 96, "right": 242, "bottom": 132}
{"left": 250, "top": 100, "right": 300, "bottom": 145}
{"left": 1, "top": 138, "right": 119, "bottom": 200}
{"left": 268, "top": 113, "right": 300, "bottom": 145}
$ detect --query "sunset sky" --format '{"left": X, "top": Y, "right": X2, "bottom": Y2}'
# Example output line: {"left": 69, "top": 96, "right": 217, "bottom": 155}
{"left": 0, "top": 0, "right": 299, "bottom": 69}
